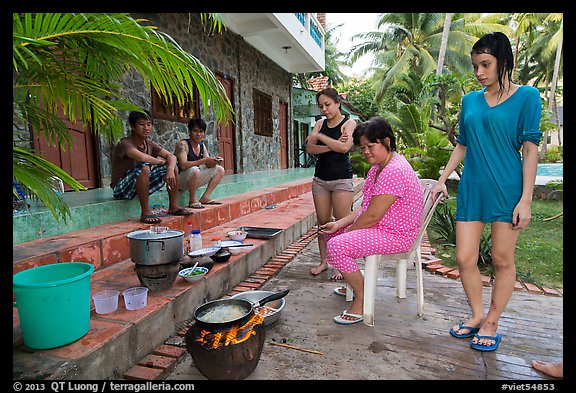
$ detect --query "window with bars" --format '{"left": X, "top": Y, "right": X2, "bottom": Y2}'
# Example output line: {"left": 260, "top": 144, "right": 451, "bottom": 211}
{"left": 253, "top": 89, "right": 272, "bottom": 137}
{"left": 151, "top": 85, "right": 200, "bottom": 123}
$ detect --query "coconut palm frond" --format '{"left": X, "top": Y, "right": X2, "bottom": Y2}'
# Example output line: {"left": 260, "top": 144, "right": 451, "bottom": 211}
{"left": 13, "top": 13, "right": 234, "bottom": 222}
{"left": 13, "top": 147, "right": 87, "bottom": 223}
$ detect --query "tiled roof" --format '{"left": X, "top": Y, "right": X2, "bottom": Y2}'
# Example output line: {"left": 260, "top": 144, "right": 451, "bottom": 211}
{"left": 306, "top": 76, "right": 330, "bottom": 92}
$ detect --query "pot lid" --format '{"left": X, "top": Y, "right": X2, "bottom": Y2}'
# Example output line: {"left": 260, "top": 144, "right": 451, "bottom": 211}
{"left": 127, "top": 229, "right": 184, "bottom": 240}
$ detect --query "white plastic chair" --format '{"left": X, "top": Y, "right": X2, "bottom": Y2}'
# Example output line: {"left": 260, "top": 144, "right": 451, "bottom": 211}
{"left": 345, "top": 179, "right": 444, "bottom": 326}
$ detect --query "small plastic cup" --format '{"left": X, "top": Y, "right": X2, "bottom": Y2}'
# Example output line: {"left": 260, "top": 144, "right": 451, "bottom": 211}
{"left": 92, "top": 290, "right": 120, "bottom": 314}
{"left": 122, "top": 287, "right": 148, "bottom": 310}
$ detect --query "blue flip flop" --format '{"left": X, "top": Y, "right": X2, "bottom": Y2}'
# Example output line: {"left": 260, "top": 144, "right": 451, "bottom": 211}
{"left": 449, "top": 323, "right": 480, "bottom": 339}
{"left": 470, "top": 333, "right": 502, "bottom": 352}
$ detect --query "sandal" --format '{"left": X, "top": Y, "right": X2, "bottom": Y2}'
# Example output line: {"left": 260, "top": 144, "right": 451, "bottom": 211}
{"left": 333, "top": 287, "right": 347, "bottom": 297}
{"left": 334, "top": 310, "right": 363, "bottom": 325}
{"left": 140, "top": 214, "right": 162, "bottom": 224}
{"left": 470, "top": 333, "right": 501, "bottom": 352}
{"left": 199, "top": 199, "right": 222, "bottom": 205}
{"left": 167, "top": 208, "right": 194, "bottom": 216}
{"left": 449, "top": 323, "right": 480, "bottom": 339}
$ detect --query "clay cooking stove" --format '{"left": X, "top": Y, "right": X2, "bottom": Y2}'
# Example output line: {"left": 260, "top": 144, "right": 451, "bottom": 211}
{"left": 184, "top": 312, "right": 266, "bottom": 380}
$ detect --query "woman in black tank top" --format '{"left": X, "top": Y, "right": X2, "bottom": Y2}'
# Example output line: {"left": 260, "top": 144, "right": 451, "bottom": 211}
{"left": 306, "top": 87, "right": 357, "bottom": 282}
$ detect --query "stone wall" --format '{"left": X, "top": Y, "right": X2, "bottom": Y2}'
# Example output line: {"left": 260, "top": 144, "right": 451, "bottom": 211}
{"left": 99, "top": 13, "right": 293, "bottom": 184}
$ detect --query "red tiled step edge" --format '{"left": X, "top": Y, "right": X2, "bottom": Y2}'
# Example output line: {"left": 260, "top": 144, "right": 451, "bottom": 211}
{"left": 12, "top": 178, "right": 313, "bottom": 276}
{"left": 422, "top": 260, "right": 562, "bottom": 296}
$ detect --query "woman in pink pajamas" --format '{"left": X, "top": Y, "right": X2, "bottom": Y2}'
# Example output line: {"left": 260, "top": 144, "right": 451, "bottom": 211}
{"left": 321, "top": 117, "right": 423, "bottom": 325}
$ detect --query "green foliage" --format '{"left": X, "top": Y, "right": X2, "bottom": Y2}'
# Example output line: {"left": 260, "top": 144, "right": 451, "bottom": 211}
{"left": 350, "top": 151, "right": 371, "bottom": 178}
{"left": 405, "top": 129, "right": 452, "bottom": 179}
{"left": 429, "top": 202, "right": 456, "bottom": 246}
{"left": 13, "top": 13, "right": 233, "bottom": 223}
{"left": 544, "top": 145, "right": 563, "bottom": 163}
{"left": 477, "top": 232, "right": 494, "bottom": 276}
{"left": 336, "top": 78, "right": 383, "bottom": 119}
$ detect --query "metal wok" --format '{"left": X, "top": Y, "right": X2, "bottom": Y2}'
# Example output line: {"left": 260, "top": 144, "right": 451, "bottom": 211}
{"left": 193, "top": 289, "right": 289, "bottom": 330}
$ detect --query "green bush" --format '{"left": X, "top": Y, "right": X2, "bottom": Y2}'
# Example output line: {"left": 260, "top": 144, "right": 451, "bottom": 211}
{"left": 429, "top": 202, "right": 456, "bottom": 246}
{"left": 544, "top": 145, "right": 563, "bottom": 163}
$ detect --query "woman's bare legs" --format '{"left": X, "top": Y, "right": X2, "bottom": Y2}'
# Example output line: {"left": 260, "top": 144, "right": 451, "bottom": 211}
{"left": 470, "top": 221, "right": 520, "bottom": 346}
{"left": 310, "top": 193, "right": 333, "bottom": 276}
{"left": 450, "top": 221, "right": 486, "bottom": 336}
{"left": 310, "top": 191, "right": 354, "bottom": 277}
{"left": 339, "top": 270, "right": 364, "bottom": 319}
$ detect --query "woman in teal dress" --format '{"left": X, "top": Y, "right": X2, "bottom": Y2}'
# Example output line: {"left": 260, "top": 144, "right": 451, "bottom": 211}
{"left": 432, "top": 32, "right": 542, "bottom": 352}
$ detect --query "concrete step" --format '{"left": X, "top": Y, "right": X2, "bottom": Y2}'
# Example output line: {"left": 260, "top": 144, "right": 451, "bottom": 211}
{"left": 13, "top": 178, "right": 314, "bottom": 276}
{"left": 12, "top": 178, "right": 365, "bottom": 380}
{"left": 13, "top": 168, "right": 315, "bottom": 245}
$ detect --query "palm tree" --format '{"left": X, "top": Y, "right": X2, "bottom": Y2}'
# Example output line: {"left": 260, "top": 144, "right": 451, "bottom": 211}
{"left": 355, "top": 13, "right": 511, "bottom": 103}
{"left": 436, "top": 13, "right": 454, "bottom": 76}
{"left": 541, "top": 14, "right": 563, "bottom": 158}
{"left": 13, "top": 13, "right": 234, "bottom": 222}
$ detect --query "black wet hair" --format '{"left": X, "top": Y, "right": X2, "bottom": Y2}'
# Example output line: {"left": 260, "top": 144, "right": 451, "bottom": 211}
{"left": 353, "top": 117, "right": 396, "bottom": 152}
{"left": 471, "top": 32, "right": 514, "bottom": 92}
{"left": 188, "top": 118, "right": 207, "bottom": 132}
{"left": 128, "top": 109, "right": 154, "bottom": 126}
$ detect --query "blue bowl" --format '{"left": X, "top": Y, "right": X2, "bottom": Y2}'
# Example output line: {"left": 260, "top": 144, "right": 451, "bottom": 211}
{"left": 179, "top": 267, "right": 208, "bottom": 283}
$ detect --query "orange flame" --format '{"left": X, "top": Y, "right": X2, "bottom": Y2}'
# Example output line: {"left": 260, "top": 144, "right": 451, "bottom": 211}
{"left": 194, "top": 312, "right": 265, "bottom": 349}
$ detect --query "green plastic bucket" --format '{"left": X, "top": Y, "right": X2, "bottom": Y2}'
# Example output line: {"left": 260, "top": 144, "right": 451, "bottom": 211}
{"left": 13, "top": 262, "right": 94, "bottom": 350}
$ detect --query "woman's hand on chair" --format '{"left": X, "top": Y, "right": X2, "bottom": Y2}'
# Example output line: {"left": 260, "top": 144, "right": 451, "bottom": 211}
{"left": 431, "top": 183, "right": 448, "bottom": 202}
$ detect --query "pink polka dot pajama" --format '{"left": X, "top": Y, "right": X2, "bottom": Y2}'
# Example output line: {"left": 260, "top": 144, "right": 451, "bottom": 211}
{"left": 326, "top": 155, "right": 423, "bottom": 273}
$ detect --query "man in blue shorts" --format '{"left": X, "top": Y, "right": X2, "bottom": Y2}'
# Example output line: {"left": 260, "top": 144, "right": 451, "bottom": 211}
{"left": 110, "top": 110, "right": 193, "bottom": 224}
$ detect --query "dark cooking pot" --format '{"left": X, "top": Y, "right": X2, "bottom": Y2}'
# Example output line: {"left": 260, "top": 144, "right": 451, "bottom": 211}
{"left": 127, "top": 229, "right": 184, "bottom": 265}
{"left": 193, "top": 289, "right": 289, "bottom": 330}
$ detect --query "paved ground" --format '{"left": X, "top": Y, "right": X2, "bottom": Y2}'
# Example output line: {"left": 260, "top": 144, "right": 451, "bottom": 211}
{"left": 168, "top": 237, "right": 564, "bottom": 382}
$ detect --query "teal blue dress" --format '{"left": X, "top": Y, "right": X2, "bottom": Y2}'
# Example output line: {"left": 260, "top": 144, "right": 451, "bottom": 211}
{"left": 456, "top": 86, "right": 542, "bottom": 223}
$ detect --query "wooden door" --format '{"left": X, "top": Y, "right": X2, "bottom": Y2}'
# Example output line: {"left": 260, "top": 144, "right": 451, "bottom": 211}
{"left": 279, "top": 100, "right": 288, "bottom": 169}
{"left": 34, "top": 107, "right": 99, "bottom": 190}
{"left": 216, "top": 74, "right": 235, "bottom": 174}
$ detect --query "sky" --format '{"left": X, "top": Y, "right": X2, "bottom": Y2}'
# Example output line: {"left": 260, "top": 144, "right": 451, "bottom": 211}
{"left": 324, "top": 13, "right": 381, "bottom": 77}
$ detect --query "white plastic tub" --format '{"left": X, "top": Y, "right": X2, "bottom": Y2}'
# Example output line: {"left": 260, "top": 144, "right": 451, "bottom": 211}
{"left": 92, "top": 290, "right": 119, "bottom": 314}
{"left": 122, "top": 287, "right": 148, "bottom": 310}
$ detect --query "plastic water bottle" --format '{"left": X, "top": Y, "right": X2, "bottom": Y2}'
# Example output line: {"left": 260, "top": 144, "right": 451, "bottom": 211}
{"left": 184, "top": 221, "right": 193, "bottom": 254}
{"left": 190, "top": 230, "right": 202, "bottom": 252}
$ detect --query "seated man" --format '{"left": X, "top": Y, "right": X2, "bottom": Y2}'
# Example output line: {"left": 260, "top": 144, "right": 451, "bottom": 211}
{"left": 175, "top": 118, "right": 225, "bottom": 209}
{"left": 110, "top": 109, "right": 193, "bottom": 224}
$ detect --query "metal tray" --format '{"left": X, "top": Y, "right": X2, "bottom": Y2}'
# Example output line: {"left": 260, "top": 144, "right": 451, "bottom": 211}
{"left": 236, "top": 226, "right": 283, "bottom": 239}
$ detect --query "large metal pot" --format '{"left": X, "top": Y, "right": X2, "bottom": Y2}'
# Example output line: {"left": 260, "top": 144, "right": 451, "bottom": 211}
{"left": 127, "top": 229, "right": 184, "bottom": 265}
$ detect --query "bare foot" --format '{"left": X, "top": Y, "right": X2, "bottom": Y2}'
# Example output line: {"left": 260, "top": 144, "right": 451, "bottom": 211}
{"left": 310, "top": 263, "right": 328, "bottom": 276}
{"left": 532, "top": 360, "right": 563, "bottom": 378}
{"left": 330, "top": 271, "right": 343, "bottom": 281}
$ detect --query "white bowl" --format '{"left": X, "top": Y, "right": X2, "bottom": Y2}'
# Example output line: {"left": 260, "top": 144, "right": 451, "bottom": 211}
{"left": 188, "top": 246, "right": 221, "bottom": 258}
{"left": 179, "top": 266, "right": 208, "bottom": 283}
{"left": 227, "top": 230, "right": 248, "bottom": 242}
{"left": 229, "top": 247, "right": 243, "bottom": 255}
